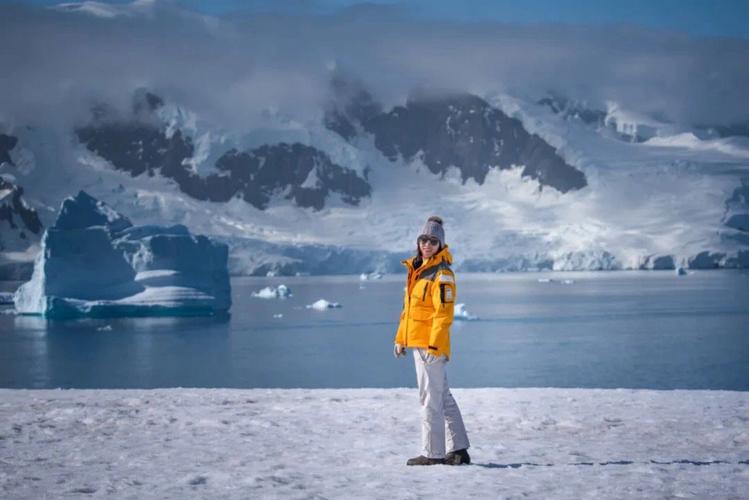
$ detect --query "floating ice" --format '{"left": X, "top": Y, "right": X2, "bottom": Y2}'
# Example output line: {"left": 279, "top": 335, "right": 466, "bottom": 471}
{"left": 359, "top": 272, "right": 383, "bottom": 281}
{"left": 272, "top": 313, "right": 284, "bottom": 319}
{"left": 454, "top": 303, "right": 478, "bottom": 321}
{"left": 306, "top": 299, "right": 341, "bottom": 310}
{"left": 676, "top": 267, "right": 688, "bottom": 276}
{"left": 252, "top": 284, "right": 292, "bottom": 299}
{"left": 537, "top": 278, "right": 574, "bottom": 284}
{"left": 14, "top": 191, "right": 231, "bottom": 318}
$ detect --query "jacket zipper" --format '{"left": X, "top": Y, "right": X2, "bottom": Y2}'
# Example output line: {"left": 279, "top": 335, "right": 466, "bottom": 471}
{"left": 402, "top": 251, "right": 448, "bottom": 349}
{"left": 404, "top": 265, "right": 412, "bottom": 348}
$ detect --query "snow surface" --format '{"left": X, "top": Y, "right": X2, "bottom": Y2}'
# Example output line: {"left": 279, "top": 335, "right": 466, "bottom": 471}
{"left": 0, "top": 388, "right": 746, "bottom": 499}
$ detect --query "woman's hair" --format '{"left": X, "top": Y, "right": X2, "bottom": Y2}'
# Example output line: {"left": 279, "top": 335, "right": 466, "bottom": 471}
{"left": 415, "top": 216, "right": 444, "bottom": 258}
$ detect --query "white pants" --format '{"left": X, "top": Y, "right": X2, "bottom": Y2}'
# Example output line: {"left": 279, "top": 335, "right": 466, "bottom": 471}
{"left": 413, "top": 349, "right": 470, "bottom": 459}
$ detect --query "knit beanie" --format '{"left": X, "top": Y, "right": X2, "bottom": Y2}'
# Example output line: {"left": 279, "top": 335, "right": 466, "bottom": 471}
{"left": 419, "top": 216, "right": 445, "bottom": 247}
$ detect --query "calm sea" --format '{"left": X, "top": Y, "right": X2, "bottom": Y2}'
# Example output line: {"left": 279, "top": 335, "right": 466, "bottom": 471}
{"left": 1, "top": 271, "right": 748, "bottom": 390}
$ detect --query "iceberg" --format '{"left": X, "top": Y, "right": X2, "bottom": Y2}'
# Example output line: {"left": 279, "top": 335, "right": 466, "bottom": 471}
{"left": 251, "top": 284, "right": 292, "bottom": 299}
{"left": 306, "top": 299, "right": 341, "bottom": 310}
{"left": 14, "top": 191, "right": 231, "bottom": 318}
{"left": 454, "top": 303, "right": 478, "bottom": 321}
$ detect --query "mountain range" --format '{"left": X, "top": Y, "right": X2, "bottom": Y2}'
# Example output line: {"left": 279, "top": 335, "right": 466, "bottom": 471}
{"left": 1, "top": 75, "right": 748, "bottom": 277}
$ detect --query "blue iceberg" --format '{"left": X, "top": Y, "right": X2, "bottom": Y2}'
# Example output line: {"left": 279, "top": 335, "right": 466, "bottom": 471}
{"left": 14, "top": 191, "right": 231, "bottom": 318}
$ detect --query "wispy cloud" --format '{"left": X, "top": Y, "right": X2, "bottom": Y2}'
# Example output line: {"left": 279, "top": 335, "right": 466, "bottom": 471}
{"left": 1, "top": 1, "right": 748, "bottom": 131}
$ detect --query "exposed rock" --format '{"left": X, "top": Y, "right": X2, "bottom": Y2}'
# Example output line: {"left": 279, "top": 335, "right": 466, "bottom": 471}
{"left": 324, "top": 74, "right": 382, "bottom": 141}
{"left": 538, "top": 94, "right": 607, "bottom": 126}
{"left": 215, "top": 143, "right": 370, "bottom": 210}
{"left": 76, "top": 93, "right": 371, "bottom": 211}
{"left": 328, "top": 87, "right": 587, "bottom": 193}
{"left": 0, "top": 176, "right": 43, "bottom": 251}
{"left": 0, "top": 134, "right": 18, "bottom": 166}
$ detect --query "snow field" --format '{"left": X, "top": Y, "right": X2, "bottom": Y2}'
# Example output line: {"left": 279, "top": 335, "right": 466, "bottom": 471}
{"left": 1, "top": 388, "right": 747, "bottom": 499}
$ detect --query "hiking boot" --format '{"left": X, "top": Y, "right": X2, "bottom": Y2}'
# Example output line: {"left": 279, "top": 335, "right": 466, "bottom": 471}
{"left": 406, "top": 455, "right": 444, "bottom": 466}
{"left": 444, "top": 449, "right": 471, "bottom": 465}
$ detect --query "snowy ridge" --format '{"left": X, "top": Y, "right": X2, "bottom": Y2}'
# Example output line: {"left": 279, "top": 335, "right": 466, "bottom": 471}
{"left": 0, "top": 388, "right": 746, "bottom": 498}
{"left": 1, "top": 88, "right": 748, "bottom": 275}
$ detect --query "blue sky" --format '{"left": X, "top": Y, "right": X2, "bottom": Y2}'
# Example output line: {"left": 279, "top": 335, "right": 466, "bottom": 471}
{"left": 11, "top": 0, "right": 749, "bottom": 39}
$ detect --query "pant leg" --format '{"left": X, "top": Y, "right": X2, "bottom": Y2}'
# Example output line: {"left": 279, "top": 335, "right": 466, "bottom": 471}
{"left": 413, "top": 349, "right": 446, "bottom": 459}
{"left": 442, "top": 367, "right": 470, "bottom": 452}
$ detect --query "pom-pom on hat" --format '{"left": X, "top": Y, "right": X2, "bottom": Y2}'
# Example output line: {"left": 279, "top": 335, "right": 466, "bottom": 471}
{"left": 419, "top": 216, "right": 445, "bottom": 247}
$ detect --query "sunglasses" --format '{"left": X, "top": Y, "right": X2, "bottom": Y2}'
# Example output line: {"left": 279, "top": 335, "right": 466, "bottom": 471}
{"left": 418, "top": 236, "right": 440, "bottom": 246}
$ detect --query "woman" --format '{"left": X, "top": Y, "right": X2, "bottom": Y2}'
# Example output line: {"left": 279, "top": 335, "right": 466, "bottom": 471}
{"left": 393, "top": 216, "right": 471, "bottom": 466}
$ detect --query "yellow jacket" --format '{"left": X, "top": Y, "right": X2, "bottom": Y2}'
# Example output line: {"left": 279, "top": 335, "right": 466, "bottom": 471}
{"left": 394, "top": 246, "right": 456, "bottom": 358}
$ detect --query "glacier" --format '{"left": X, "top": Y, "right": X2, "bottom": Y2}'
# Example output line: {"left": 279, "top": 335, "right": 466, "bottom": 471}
{"left": 13, "top": 191, "right": 230, "bottom": 318}
{"left": 2, "top": 88, "right": 749, "bottom": 276}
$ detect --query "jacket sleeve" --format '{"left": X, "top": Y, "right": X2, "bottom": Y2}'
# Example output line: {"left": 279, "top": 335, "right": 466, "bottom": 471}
{"left": 428, "top": 270, "right": 455, "bottom": 357}
{"left": 394, "top": 287, "right": 407, "bottom": 345}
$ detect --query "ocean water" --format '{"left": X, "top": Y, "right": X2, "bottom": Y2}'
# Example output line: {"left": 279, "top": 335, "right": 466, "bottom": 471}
{"left": 1, "top": 271, "right": 748, "bottom": 390}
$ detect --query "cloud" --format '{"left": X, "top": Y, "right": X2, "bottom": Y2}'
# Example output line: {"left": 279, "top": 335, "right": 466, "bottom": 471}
{"left": 1, "top": 1, "right": 748, "bottom": 132}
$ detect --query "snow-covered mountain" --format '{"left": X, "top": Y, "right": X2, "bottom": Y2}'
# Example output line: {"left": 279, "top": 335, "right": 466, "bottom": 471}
{"left": 1, "top": 1, "right": 748, "bottom": 277}
{"left": 0, "top": 139, "right": 44, "bottom": 278}
{"left": 2, "top": 80, "right": 747, "bottom": 277}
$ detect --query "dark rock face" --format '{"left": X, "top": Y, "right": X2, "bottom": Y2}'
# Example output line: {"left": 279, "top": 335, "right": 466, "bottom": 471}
{"left": 0, "top": 134, "right": 18, "bottom": 166}
{"left": 76, "top": 95, "right": 371, "bottom": 211}
{"left": 215, "top": 143, "right": 371, "bottom": 210}
{"left": 539, "top": 93, "right": 659, "bottom": 143}
{"left": 327, "top": 89, "right": 587, "bottom": 193}
{"left": 538, "top": 95, "right": 606, "bottom": 126}
{"left": 723, "top": 180, "right": 749, "bottom": 243}
{"left": 0, "top": 176, "right": 43, "bottom": 249}
{"left": 725, "top": 214, "right": 749, "bottom": 232}
{"left": 324, "top": 75, "right": 382, "bottom": 141}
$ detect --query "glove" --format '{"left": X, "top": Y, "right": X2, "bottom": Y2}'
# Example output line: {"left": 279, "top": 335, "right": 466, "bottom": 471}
{"left": 393, "top": 343, "right": 406, "bottom": 358}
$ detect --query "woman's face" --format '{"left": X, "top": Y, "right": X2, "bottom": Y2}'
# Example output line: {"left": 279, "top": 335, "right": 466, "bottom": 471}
{"left": 418, "top": 236, "right": 440, "bottom": 259}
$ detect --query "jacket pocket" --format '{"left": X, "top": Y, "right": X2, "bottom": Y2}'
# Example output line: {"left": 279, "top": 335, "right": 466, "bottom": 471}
{"left": 410, "top": 307, "right": 434, "bottom": 321}
{"left": 411, "top": 281, "right": 430, "bottom": 302}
